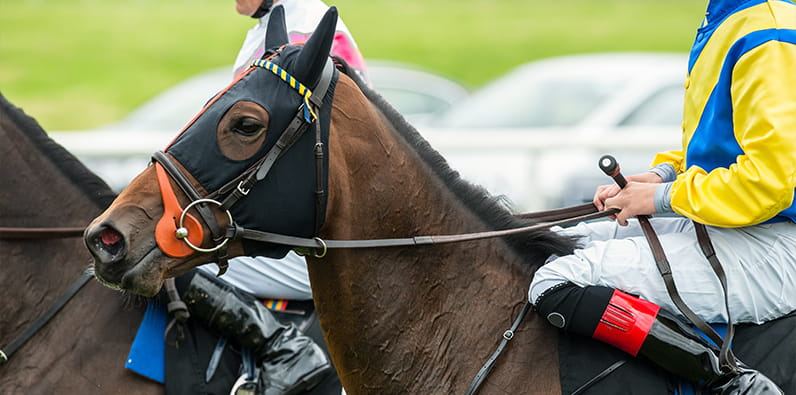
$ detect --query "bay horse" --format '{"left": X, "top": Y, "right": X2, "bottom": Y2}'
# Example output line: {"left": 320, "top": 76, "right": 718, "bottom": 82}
{"left": 79, "top": 7, "right": 796, "bottom": 394}
{"left": 0, "top": 92, "right": 162, "bottom": 394}
{"left": 84, "top": 6, "right": 795, "bottom": 394}
{"left": 83, "top": 7, "right": 577, "bottom": 393}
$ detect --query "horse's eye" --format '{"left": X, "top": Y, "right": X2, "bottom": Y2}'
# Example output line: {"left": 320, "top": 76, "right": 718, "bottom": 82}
{"left": 231, "top": 117, "right": 263, "bottom": 136}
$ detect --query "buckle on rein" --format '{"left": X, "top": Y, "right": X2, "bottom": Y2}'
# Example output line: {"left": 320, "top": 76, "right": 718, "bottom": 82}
{"left": 294, "top": 237, "right": 328, "bottom": 259}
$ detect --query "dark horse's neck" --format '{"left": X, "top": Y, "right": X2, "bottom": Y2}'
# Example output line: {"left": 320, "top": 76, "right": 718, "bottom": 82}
{"left": 0, "top": 93, "right": 112, "bottom": 330}
{"left": 0, "top": 93, "right": 159, "bottom": 393}
{"left": 307, "top": 75, "right": 575, "bottom": 393}
{"left": 0, "top": 96, "right": 115, "bottom": 228}
{"left": 0, "top": 93, "right": 112, "bottom": 324}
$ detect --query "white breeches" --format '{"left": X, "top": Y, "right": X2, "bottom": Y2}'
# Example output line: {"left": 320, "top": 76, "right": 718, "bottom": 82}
{"left": 198, "top": 251, "right": 313, "bottom": 300}
{"left": 529, "top": 217, "right": 796, "bottom": 324}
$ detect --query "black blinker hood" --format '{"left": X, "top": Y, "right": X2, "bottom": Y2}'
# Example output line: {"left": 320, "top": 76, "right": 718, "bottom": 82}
{"left": 165, "top": 5, "right": 339, "bottom": 258}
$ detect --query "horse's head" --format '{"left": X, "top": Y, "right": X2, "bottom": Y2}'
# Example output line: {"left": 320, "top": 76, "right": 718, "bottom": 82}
{"left": 84, "top": 5, "right": 339, "bottom": 296}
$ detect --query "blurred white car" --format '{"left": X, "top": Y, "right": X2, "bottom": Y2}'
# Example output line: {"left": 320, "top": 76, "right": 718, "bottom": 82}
{"left": 419, "top": 52, "right": 688, "bottom": 211}
{"left": 104, "top": 60, "right": 469, "bottom": 133}
{"left": 52, "top": 60, "right": 469, "bottom": 191}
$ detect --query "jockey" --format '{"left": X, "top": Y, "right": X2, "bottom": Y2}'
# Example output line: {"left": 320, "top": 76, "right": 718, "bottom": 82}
{"left": 530, "top": 0, "right": 796, "bottom": 393}
{"left": 175, "top": 1, "right": 368, "bottom": 394}
{"left": 232, "top": 0, "right": 368, "bottom": 81}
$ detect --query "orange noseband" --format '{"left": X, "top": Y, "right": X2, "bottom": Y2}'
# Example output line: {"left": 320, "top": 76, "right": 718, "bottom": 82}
{"left": 154, "top": 162, "right": 204, "bottom": 258}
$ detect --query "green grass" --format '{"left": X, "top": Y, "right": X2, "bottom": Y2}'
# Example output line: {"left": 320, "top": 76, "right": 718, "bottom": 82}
{"left": 0, "top": 0, "right": 704, "bottom": 131}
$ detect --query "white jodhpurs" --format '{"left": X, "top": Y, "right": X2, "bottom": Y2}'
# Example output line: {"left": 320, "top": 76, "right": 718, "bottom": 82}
{"left": 529, "top": 217, "right": 796, "bottom": 324}
{"left": 198, "top": 251, "right": 313, "bottom": 300}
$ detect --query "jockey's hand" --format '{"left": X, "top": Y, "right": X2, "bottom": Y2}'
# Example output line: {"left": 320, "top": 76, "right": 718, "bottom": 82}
{"left": 604, "top": 182, "right": 658, "bottom": 226}
{"left": 593, "top": 172, "right": 663, "bottom": 224}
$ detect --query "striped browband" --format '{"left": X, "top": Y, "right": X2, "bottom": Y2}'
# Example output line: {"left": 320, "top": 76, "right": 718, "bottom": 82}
{"left": 252, "top": 59, "right": 318, "bottom": 122}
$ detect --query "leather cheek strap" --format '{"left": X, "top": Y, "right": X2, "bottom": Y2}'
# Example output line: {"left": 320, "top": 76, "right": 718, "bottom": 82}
{"left": 154, "top": 162, "right": 204, "bottom": 258}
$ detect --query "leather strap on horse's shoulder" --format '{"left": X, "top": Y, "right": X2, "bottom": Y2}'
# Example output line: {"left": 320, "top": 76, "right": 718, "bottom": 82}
{"left": 0, "top": 271, "right": 93, "bottom": 365}
{"left": 466, "top": 301, "right": 532, "bottom": 395}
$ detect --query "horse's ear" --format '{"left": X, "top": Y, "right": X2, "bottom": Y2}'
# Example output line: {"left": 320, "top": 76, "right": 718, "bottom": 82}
{"left": 264, "top": 4, "right": 289, "bottom": 50}
{"left": 294, "top": 6, "right": 337, "bottom": 87}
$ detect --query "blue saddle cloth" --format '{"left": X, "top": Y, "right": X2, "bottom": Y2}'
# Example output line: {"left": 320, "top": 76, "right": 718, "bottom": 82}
{"left": 125, "top": 300, "right": 167, "bottom": 383}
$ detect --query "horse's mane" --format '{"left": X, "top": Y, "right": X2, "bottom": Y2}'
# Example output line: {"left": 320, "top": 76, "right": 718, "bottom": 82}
{"left": 335, "top": 62, "right": 577, "bottom": 264}
{"left": 0, "top": 92, "right": 117, "bottom": 210}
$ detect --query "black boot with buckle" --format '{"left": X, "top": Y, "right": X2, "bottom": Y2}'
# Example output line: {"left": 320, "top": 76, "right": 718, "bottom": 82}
{"left": 535, "top": 283, "right": 783, "bottom": 394}
{"left": 176, "top": 270, "right": 331, "bottom": 395}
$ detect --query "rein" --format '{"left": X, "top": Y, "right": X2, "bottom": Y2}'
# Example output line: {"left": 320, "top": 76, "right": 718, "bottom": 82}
{"left": 0, "top": 227, "right": 84, "bottom": 238}
{"left": 231, "top": 205, "right": 614, "bottom": 257}
{"left": 0, "top": 228, "right": 92, "bottom": 366}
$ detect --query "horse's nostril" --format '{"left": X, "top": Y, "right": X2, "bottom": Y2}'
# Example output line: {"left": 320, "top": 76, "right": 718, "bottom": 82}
{"left": 86, "top": 224, "right": 126, "bottom": 261}
{"left": 85, "top": 223, "right": 129, "bottom": 286}
{"left": 99, "top": 227, "right": 124, "bottom": 255}
{"left": 100, "top": 227, "right": 122, "bottom": 245}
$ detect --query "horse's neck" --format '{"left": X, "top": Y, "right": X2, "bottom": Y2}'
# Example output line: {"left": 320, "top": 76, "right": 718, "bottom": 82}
{"left": 0, "top": 121, "right": 104, "bottom": 338}
{"left": 0, "top": 102, "right": 157, "bottom": 392}
{"left": 1, "top": 135, "right": 101, "bottom": 227}
{"left": 310, "top": 79, "right": 561, "bottom": 393}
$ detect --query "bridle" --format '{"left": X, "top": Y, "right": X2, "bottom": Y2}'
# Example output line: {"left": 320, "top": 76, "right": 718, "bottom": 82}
{"left": 152, "top": 55, "right": 336, "bottom": 275}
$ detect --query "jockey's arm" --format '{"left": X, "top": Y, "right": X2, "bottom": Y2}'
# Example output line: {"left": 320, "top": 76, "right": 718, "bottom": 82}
{"left": 655, "top": 42, "right": 796, "bottom": 227}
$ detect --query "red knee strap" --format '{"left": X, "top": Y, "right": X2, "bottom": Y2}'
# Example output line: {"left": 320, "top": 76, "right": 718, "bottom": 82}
{"left": 592, "top": 289, "right": 660, "bottom": 356}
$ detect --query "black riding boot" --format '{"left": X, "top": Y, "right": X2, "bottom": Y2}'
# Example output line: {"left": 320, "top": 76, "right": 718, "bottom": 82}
{"left": 535, "top": 283, "right": 782, "bottom": 394}
{"left": 176, "top": 270, "right": 331, "bottom": 395}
